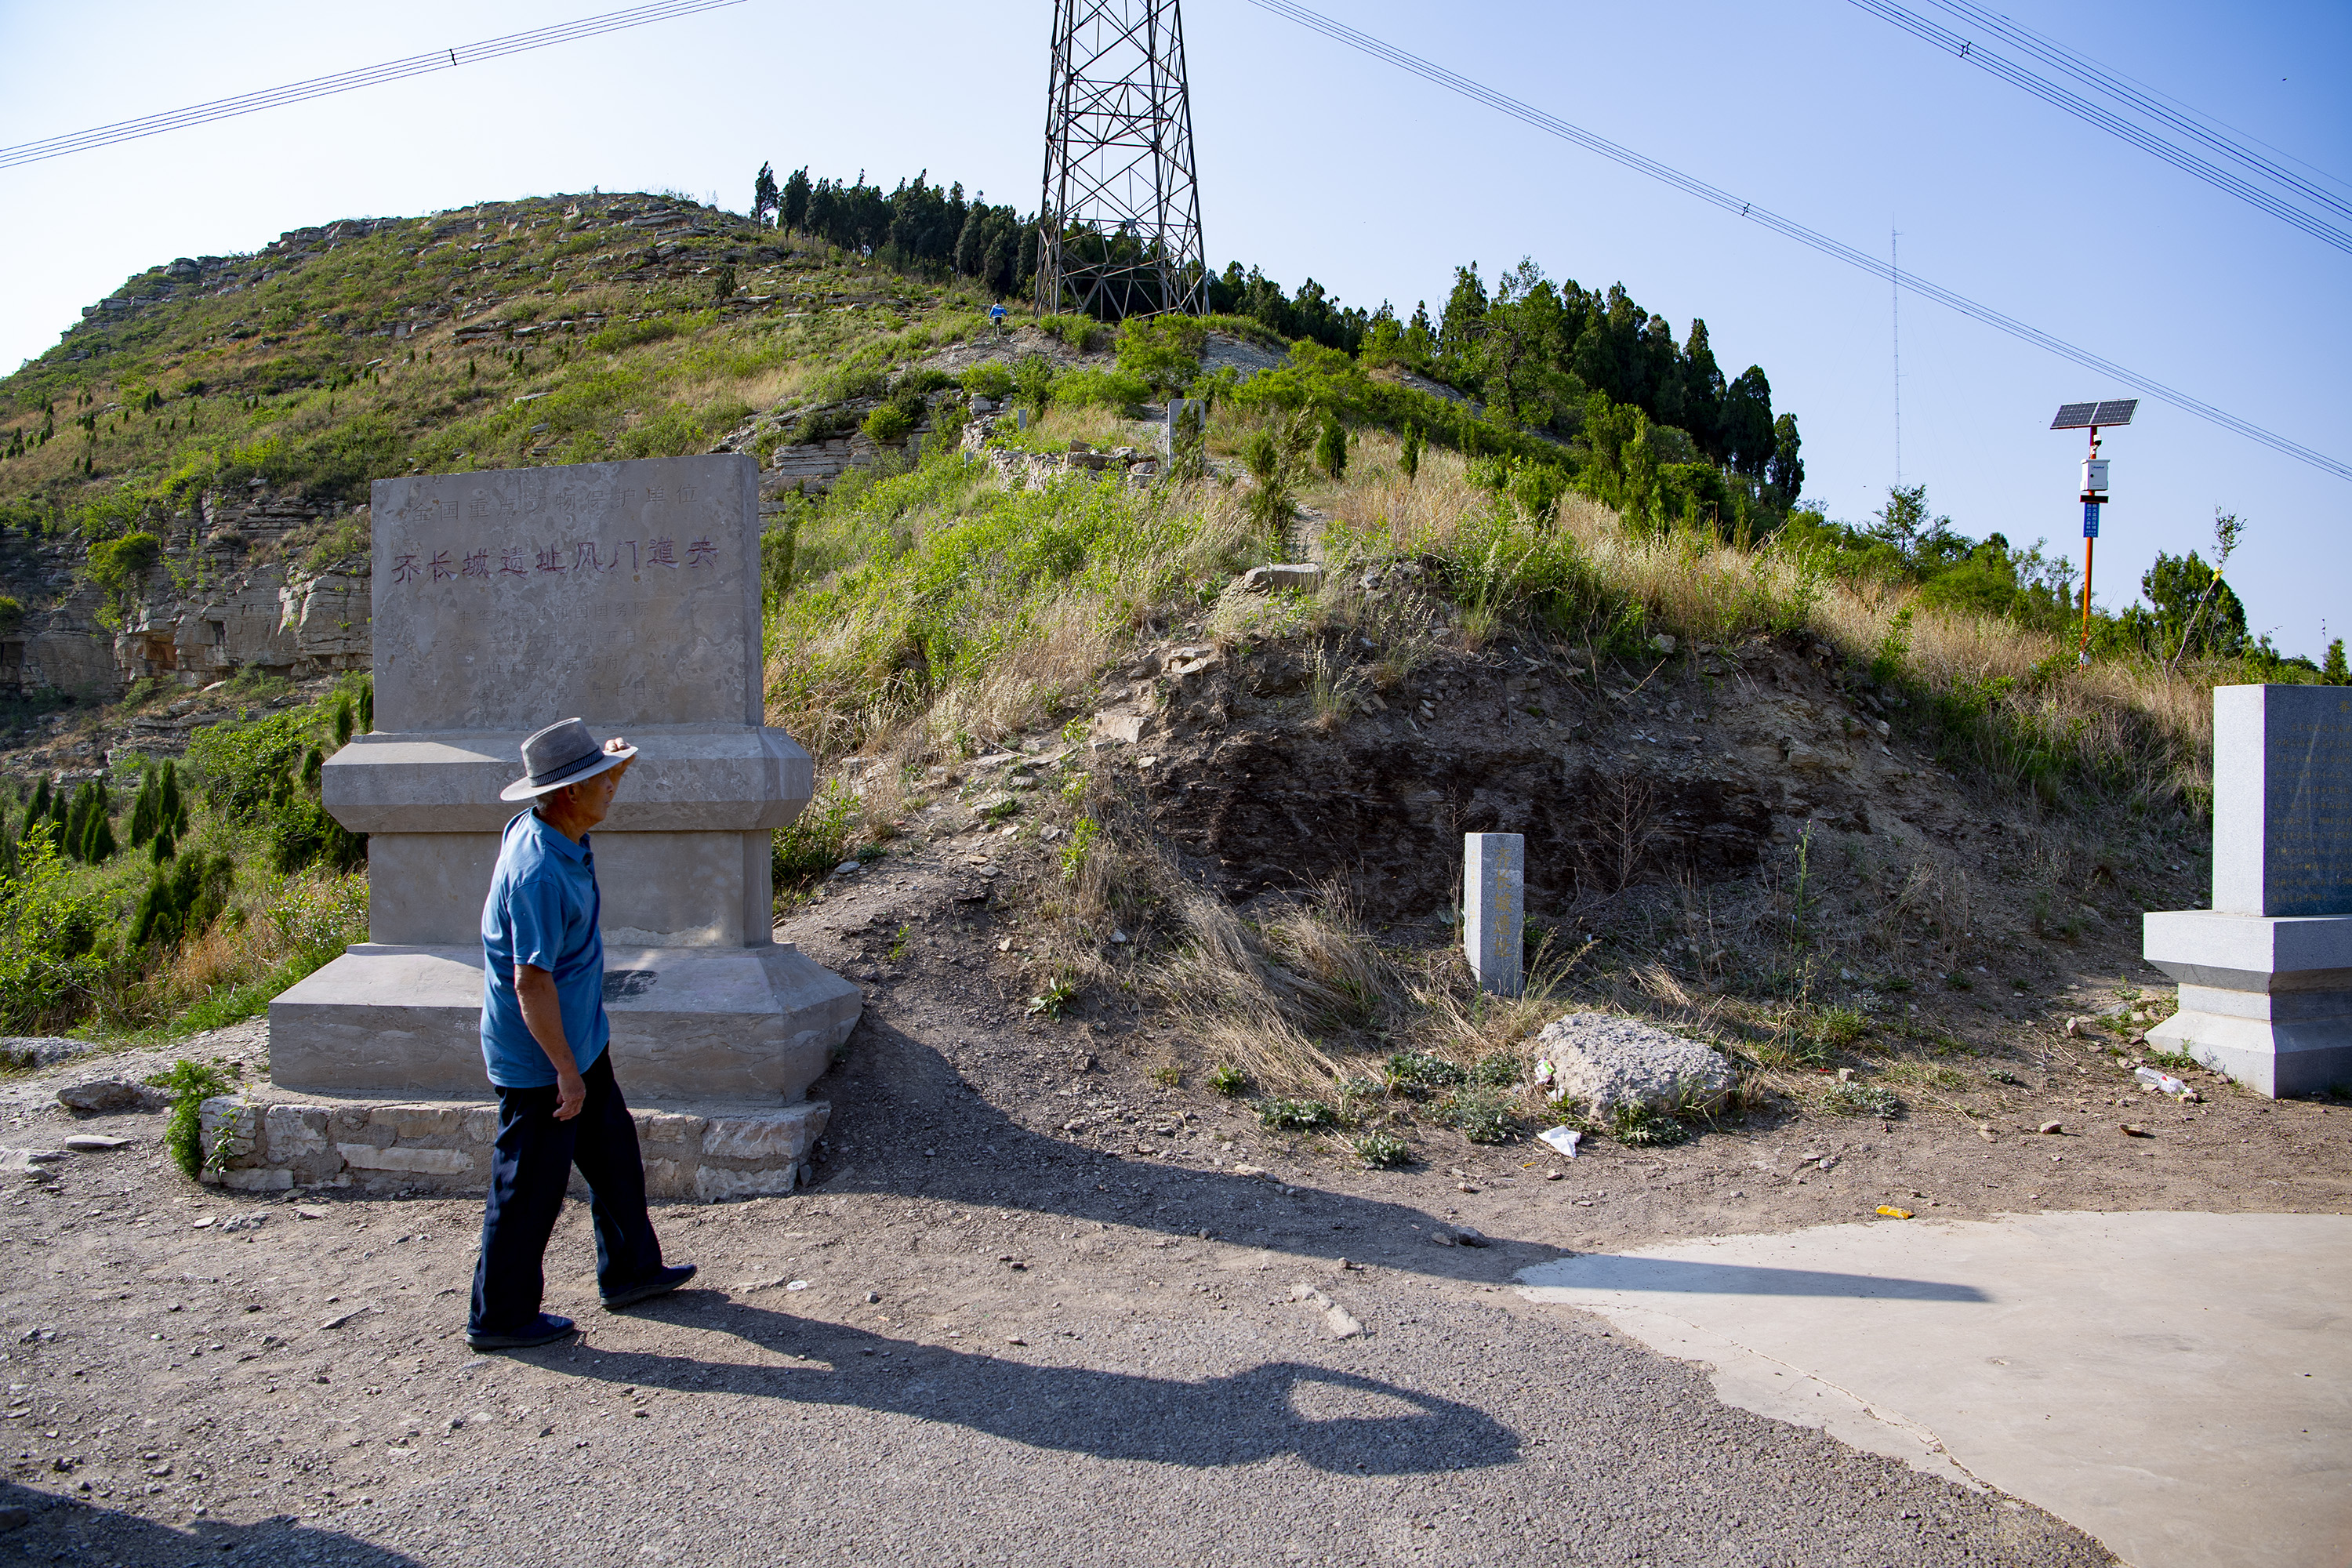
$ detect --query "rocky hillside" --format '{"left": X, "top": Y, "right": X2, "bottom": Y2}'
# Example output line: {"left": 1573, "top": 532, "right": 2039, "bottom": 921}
{"left": 0, "top": 189, "right": 1018, "bottom": 717}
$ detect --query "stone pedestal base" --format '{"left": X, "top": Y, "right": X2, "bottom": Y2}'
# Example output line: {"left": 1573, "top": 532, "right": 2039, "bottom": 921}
{"left": 267, "top": 942, "right": 860, "bottom": 1102}
{"left": 2143, "top": 911, "right": 2352, "bottom": 1098}
{"left": 198, "top": 1084, "right": 826, "bottom": 1200}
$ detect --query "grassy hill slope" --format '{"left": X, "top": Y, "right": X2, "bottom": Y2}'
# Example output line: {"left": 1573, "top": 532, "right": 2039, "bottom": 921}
{"left": 0, "top": 185, "right": 2296, "bottom": 1120}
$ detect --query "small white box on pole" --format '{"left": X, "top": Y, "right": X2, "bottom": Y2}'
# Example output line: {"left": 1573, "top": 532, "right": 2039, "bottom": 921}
{"left": 1464, "top": 833, "right": 1525, "bottom": 997}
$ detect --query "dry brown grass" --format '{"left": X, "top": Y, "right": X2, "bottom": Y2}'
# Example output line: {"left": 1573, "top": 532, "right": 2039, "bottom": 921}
{"left": 759, "top": 397, "right": 2227, "bottom": 1140}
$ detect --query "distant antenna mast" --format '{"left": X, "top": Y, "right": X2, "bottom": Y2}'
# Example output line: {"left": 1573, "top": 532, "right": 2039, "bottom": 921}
{"left": 1891, "top": 221, "right": 1902, "bottom": 486}
{"left": 1037, "top": 0, "right": 1207, "bottom": 320}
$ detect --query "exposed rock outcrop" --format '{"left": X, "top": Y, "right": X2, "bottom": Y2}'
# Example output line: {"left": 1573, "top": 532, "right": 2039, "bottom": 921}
{"left": 4, "top": 486, "right": 370, "bottom": 699}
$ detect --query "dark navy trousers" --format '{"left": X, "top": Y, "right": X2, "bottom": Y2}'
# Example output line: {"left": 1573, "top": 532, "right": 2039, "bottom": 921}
{"left": 469, "top": 1051, "right": 666, "bottom": 1336}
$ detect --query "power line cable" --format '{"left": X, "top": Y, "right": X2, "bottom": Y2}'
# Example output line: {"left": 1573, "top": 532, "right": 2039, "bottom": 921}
{"left": 1240, "top": 0, "right": 2351, "bottom": 484}
{"left": 0, "top": 0, "right": 746, "bottom": 171}
{"left": 1912, "top": 0, "right": 2352, "bottom": 221}
{"left": 1846, "top": 0, "right": 2350, "bottom": 252}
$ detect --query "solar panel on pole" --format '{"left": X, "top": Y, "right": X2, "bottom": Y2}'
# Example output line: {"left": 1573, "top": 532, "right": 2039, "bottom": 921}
{"left": 2051, "top": 402, "right": 2099, "bottom": 430}
{"left": 2092, "top": 399, "right": 2139, "bottom": 426}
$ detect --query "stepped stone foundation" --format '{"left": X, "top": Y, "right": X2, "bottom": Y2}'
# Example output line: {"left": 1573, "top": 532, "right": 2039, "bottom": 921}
{"left": 231, "top": 454, "right": 858, "bottom": 1192}
{"left": 2144, "top": 685, "right": 2352, "bottom": 1098}
{"left": 200, "top": 1087, "right": 826, "bottom": 1200}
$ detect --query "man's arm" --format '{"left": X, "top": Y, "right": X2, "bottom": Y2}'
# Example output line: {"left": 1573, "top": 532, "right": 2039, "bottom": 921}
{"left": 515, "top": 964, "right": 586, "bottom": 1120}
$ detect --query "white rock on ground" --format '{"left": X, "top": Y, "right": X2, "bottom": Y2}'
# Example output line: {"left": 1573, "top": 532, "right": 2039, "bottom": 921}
{"left": 1534, "top": 1012, "right": 1734, "bottom": 1115}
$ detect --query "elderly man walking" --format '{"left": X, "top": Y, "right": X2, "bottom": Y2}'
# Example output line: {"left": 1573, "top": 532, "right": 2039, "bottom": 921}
{"left": 466, "top": 718, "right": 695, "bottom": 1352}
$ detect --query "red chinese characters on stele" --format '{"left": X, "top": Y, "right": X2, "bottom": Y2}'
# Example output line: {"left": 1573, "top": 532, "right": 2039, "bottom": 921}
{"left": 389, "top": 538, "right": 718, "bottom": 585}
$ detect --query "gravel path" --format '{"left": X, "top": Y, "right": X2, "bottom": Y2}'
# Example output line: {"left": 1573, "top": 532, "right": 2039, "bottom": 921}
{"left": 0, "top": 838, "right": 2173, "bottom": 1565}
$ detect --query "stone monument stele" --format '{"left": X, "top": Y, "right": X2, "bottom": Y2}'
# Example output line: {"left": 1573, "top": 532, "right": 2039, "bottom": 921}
{"left": 1464, "top": 832, "right": 1525, "bottom": 999}
{"left": 2143, "top": 684, "right": 2352, "bottom": 1098}
{"left": 270, "top": 454, "right": 860, "bottom": 1109}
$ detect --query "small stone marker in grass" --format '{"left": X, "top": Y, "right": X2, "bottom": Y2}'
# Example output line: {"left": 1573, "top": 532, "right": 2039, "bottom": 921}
{"left": 2143, "top": 685, "right": 2352, "bottom": 1097}
{"left": 1463, "top": 832, "right": 1524, "bottom": 998}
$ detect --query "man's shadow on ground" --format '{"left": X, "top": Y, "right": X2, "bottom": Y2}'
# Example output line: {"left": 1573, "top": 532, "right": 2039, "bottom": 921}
{"left": 804, "top": 1013, "right": 1554, "bottom": 1282}
{"left": 0, "top": 1478, "right": 423, "bottom": 1567}
{"left": 775, "top": 1017, "right": 1971, "bottom": 1301}
{"left": 544, "top": 1298, "right": 1519, "bottom": 1475}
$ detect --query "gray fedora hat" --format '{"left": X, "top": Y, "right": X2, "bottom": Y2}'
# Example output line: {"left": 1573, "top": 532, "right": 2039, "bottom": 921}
{"left": 500, "top": 717, "right": 639, "bottom": 802}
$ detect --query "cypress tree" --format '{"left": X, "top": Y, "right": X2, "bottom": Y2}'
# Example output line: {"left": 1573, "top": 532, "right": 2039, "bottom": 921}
{"left": 168, "top": 853, "right": 201, "bottom": 925}
{"left": 1400, "top": 426, "right": 1422, "bottom": 483}
{"left": 61, "top": 786, "right": 91, "bottom": 862}
{"left": 82, "top": 808, "right": 114, "bottom": 865}
{"left": 1316, "top": 412, "right": 1348, "bottom": 483}
{"left": 332, "top": 694, "right": 356, "bottom": 749}
{"left": 159, "top": 761, "right": 185, "bottom": 835}
{"left": 151, "top": 824, "right": 176, "bottom": 865}
{"left": 130, "top": 771, "right": 157, "bottom": 847}
{"left": 131, "top": 867, "right": 169, "bottom": 947}
{"left": 28, "top": 775, "right": 50, "bottom": 822}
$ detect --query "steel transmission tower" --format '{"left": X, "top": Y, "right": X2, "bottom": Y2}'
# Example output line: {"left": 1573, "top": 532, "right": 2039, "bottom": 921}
{"left": 1036, "top": 0, "right": 1207, "bottom": 320}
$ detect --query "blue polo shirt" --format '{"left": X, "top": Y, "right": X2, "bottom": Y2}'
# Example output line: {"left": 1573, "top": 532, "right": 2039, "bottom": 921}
{"left": 479, "top": 808, "right": 608, "bottom": 1089}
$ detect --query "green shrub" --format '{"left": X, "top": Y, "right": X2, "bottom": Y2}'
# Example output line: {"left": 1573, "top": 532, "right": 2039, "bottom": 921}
{"left": 1012, "top": 354, "right": 1056, "bottom": 413}
{"left": 186, "top": 709, "right": 317, "bottom": 824}
{"left": 1445, "top": 1087, "right": 1516, "bottom": 1144}
{"left": 814, "top": 367, "right": 889, "bottom": 405}
{"left": 1114, "top": 316, "right": 1204, "bottom": 396}
{"left": 1316, "top": 412, "right": 1348, "bottom": 482}
{"left": 1609, "top": 1102, "right": 1687, "bottom": 1145}
{"left": 586, "top": 316, "right": 680, "bottom": 354}
{"left": 1026, "top": 975, "right": 1080, "bottom": 1018}
{"left": 1385, "top": 1051, "right": 1465, "bottom": 1095}
{"left": 87, "top": 532, "right": 162, "bottom": 593}
{"left": 1051, "top": 367, "right": 1150, "bottom": 413}
{"left": 1257, "top": 1097, "right": 1338, "bottom": 1131}
{"left": 130, "top": 851, "right": 235, "bottom": 949}
{"left": 772, "top": 778, "right": 857, "bottom": 884}
{"left": 300, "top": 516, "right": 370, "bottom": 571}
{"left": 960, "top": 361, "right": 1014, "bottom": 401}
{"left": 265, "top": 796, "right": 364, "bottom": 876}
{"left": 1207, "top": 1063, "right": 1249, "bottom": 1096}
{"left": 787, "top": 407, "right": 855, "bottom": 445}
{"left": 1036, "top": 314, "right": 1102, "bottom": 353}
{"left": 614, "top": 408, "right": 707, "bottom": 459}
{"left": 1353, "top": 1130, "right": 1410, "bottom": 1168}
{"left": 151, "top": 1059, "right": 235, "bottom": 1180}
{"left": 1058, "top": 815, "right": 1100, "bottom": 883}
{"left": 0, "top": 838, "right": 110, "bottom": 1029}
{"left": 1472, "top": 1051, "right": 1523, "bottom": 1087}
{"left": 862, "top": 402, "right": 917, "bottom": 443}
{"left": 1821, "top": 1080, "right": 1901, "bottom": 1116}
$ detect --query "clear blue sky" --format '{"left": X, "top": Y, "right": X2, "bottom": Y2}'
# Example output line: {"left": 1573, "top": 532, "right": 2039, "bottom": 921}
{"left": 4, "top": 0, "right": 2345, "bottom": 656}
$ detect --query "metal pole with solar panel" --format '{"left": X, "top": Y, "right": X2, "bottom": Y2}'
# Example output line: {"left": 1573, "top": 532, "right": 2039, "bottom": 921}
{"left": 2050, "top": 399, "right": 2139, "bottom": 666}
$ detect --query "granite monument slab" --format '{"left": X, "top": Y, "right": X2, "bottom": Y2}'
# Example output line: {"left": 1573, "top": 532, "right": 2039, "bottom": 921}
{"left": 2144, "top": 685, "right": 2352, "bottom": 1097}
{"left": 270, "top": 454, "right": 859, "bottom": 1105}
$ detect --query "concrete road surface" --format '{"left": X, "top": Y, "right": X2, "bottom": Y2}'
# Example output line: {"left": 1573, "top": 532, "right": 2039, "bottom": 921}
{"left": 1518, "top": 1210, "right": 2352, "bottom": 1568}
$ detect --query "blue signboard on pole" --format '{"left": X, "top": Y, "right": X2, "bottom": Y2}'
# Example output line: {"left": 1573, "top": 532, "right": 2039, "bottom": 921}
{"left": 2082, "top": 501, "right": 2101, "bottom": 538}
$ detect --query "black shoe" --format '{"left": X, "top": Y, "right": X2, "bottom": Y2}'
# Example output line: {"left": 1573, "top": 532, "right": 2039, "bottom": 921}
{"left": 466, "top": 1313, "right": 577, "bottom": 1352}
{"left": 601, "top": 1264, "right": 697, "bottom": 1311}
